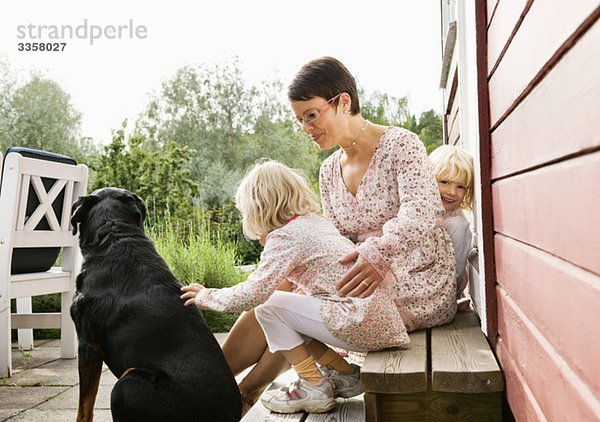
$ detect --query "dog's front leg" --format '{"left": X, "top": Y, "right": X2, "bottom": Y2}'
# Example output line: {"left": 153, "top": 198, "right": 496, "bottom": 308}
{"left": 76, "top": 342, "right": 104, "bottom": 422}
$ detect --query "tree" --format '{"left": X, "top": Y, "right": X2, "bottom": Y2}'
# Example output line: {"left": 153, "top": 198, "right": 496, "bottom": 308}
{"left": 361, "top": 90, "right": 443, "bottom": 154}
{"left": 360, "top": 89, "right": 412, "bottom": 128}
{"left": 136, "top": 60, "right": 320, "bottom": 208}
{"left": 416, "top": 109, "right": 443, "bottom": 154}
{"left": 0, "top": 74, "right": 96, "bottom": 162}
{"left": 92, "top": 124, "right": 199, "bottom": 225}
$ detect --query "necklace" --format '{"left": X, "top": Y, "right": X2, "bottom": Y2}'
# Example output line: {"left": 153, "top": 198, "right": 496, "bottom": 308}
{"left": 340, "top": 119, "right": 370, "bottom": 152}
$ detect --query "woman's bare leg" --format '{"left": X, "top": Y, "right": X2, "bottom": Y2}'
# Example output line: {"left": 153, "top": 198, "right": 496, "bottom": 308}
{"left": 222, "top": 310, "right": 269, "bottom": 376}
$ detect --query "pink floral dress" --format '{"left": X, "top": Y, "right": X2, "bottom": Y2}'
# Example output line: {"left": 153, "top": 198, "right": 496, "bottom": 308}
{"left": 194, "top": 213, "right": 409, "bottom": 351}
{"left": 320, "top": 127, "right": 457, "bottom": 332}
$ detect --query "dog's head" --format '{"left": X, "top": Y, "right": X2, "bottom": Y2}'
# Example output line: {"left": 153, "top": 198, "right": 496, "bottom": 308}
{"left": 71, "top": 187, "right": 146, "bottom": 251}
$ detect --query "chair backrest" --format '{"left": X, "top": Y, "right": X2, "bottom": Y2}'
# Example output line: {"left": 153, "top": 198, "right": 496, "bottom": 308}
{"left": 0, "top": 148, "right": 88, "bottom": 275}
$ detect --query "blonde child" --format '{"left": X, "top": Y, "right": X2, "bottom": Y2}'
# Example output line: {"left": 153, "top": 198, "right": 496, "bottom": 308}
{"left": 429, "top": 145, "right": 474, "bottom": 307}
{"left": 180, "top": 160, "right": 407, "bottom": 414}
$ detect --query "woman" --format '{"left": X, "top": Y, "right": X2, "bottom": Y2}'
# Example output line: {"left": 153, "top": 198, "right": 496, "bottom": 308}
{"left": 224, "top": 56, "right": 456, "bottom": 413}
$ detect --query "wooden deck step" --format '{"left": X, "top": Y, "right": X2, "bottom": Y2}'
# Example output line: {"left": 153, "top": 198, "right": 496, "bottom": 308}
{"left": 431, "top": 311, "right": 504, "bottom": 393}
{"left": 360, "top": 330, "right": 428, "bottom": 394}
{"left": 242, "top": 396, "right": 364, "bottom": 422}
{"left": 241, "top": 369, "right": 365, "bottom": 421}
{"left": 361, "top": 311, "right": 503, "bottom": 421}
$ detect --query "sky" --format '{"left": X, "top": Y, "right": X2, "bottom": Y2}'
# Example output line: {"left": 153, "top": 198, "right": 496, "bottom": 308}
{"left": 0, "top": 0, "right": 443, "bottom": 145}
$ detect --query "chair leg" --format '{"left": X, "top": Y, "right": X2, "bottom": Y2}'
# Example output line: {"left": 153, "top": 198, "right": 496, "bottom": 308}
{"left": 0, "top": 304, "right": 12, "bottom": 377}
{"left": 16, "top": 297, "right": 34, "bottom": 351}
{"left": 60, "top": 291, "right": 76, "bottom": 358}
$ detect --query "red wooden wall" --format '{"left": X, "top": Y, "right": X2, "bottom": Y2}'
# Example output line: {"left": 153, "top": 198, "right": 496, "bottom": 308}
{"left": 486, "top": 0, "right": 600, "bottom": 420}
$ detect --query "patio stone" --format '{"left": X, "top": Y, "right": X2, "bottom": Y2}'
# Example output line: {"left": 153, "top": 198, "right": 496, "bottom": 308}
{"left": 0, "top": 385, "right": 69, "bottom": 411}
{"left": 0, "top": 334, "right": 236, "bottom": 421}
{"left": 9, "top": 408, "right": 113, "bottom": 421}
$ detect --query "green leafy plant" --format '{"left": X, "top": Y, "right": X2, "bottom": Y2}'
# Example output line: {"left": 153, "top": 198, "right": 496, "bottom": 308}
{"left": 149, "top": 216, "right": 247, "bottom": 332}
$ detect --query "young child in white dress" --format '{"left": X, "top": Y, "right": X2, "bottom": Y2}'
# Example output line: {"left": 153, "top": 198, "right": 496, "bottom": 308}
{"left": 180, "top": 160, "right": 407, "bottom": 414}
{"left": 429, "top": 145, "right": 474, "bottom": 309}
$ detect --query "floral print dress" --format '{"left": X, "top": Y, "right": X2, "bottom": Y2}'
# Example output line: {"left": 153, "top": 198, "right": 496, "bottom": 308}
{"left": 194, "top": 213, "right": 409, "bottom": 351}
{"left": 320, "top": 127, "right": 457, "bottom": 332}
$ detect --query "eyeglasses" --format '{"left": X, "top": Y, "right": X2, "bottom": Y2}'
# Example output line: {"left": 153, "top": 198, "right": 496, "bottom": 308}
{"left": 292, "top": 93, "right": 341, "bottom": 131}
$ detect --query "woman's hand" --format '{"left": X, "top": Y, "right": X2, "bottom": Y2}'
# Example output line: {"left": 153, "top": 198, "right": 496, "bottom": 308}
{"left": 180, "top": 283, "right": 205, "bottom": 306}
{"left": 336, "top": 251, "right": 383, "bottom": 298}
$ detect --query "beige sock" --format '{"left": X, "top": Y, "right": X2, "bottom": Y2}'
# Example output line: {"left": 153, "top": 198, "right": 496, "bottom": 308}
{"left": 293, "top": 356, "right": 323, "bottom": 384}
{"left": 317, "top": 348, "right": 354, "bottom": 375}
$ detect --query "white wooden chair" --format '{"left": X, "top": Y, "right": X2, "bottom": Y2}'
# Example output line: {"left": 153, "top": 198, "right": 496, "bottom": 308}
{"left": 0, "top": 149, "right": 88, "bottom": 377}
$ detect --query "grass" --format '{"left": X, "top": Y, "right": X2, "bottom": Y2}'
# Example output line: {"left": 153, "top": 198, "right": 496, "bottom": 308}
{"left": 149, "top": 217, "right": 247, "bottom": 332}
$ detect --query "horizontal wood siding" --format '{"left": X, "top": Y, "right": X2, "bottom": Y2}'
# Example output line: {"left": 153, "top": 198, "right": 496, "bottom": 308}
{"left": 487, "top": 0, "right": 599, "bottom": 128}
{"left": 487, "top": 0, "right": 499, "bottom": 27}
{"left": 491, "top": 19, "right": 600, "bottom": 179}
{"left": 487, "top": 0, "right": 530, "bottom": 75}
{"left": 487, "top": 0, "right": 600, "bottom": 419}
{"left": 496, "top": 290, "right": 600, "bottom": 421}
{"left": 495, "top": 338, "right": 547, "bottom": 422}
{"left": 492, "top": 153, "right": 600, "bottom": 275}
{"left": 495, "top": 235, "right": 600, "bottom": 393}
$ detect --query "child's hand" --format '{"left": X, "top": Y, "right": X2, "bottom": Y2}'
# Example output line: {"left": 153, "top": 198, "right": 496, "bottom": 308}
{"left": 180, "top": 283, "right": 205, "bottom": 306}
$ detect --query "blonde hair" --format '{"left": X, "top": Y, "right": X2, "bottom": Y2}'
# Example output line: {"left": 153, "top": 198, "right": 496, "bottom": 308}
{"left": 429, "top": 145, "right": 474, "bottom": 211}
{"left": 235, "top": 160, "right": 321, "bottom": 240}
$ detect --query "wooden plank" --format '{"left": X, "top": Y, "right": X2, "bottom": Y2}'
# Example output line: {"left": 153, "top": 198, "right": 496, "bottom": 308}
{"left": 241, "top": 398, "right": 365, "bottom": 422}
{"left": 16, "top": 174, "right": 30, "bottom": 230}
{"left": 17, "top": 156, "right": 86, "bottom": 181}
{"left": 487, "top": 0, "right": 499, "bottom": 27}
{"left": 431, "top": 312, "right": 503, "bottom": 393}
{"left": 378, "top": 391, "right": 501, "bottom": 422}
{"left": 488, "top": 0, "right": 599, "bottom": 127}
{"left": 487, "top": 0, "right": 530, "bottom": 75}
{"left": 360, "top": 330, "right": 427, "bottom": 394}
{"left": 495, "top": 235, "right": 600, "bottom": 394}
{"left": 497, "top": 289, "right": 600, "bottom": 421}
{"left": 495, "top": 338, "right": 548, "bottom": 422}
{"left": 12, "top": 230, "right": 76, "bottom": 248}
{"left": 492, "top": 152, "right": 600, "bottom": 275}
{"left": 363, "top": 393, "right": 379, "bottom": 422}
{"left": 448, "top": 110, "right": 461, "bottom": 146}
{"left": 11, "top": 313, "right": 61, "bottom": 329}
{"left": 304, "top": 397, "right": 364, "bottom": 421}
{"left": 491, "top": 20, "right": 600, "bottom": 179}
{"left": 242, "top": 402, "right": 305, "bottom": 422}
{"left": 446, "top": 98, "right": 460, "bottom": 143}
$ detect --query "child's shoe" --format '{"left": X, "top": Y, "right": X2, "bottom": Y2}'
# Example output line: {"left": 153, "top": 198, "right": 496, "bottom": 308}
{"left": 260, "top": 377, "right": 336, "bottom": 414}
{"left": 321, "top": 363, "right": 362, "bottom": 398}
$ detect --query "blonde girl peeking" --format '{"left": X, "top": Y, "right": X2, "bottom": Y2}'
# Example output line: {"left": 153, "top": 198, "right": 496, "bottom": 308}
{"left": 180, "top": 160, "right": 407, "bottom": 414}
{"left": 429, "top": 145, "right": 474, "bottom": 307}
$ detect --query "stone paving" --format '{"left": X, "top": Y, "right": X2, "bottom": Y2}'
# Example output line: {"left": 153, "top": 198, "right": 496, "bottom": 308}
{"left": 1, "top": 335, "right": 227, "bottom": 421}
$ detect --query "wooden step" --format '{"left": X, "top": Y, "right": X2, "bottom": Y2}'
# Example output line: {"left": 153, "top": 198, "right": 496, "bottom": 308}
{"left": 361, "top": 311, "right": 503, "bottom": 422}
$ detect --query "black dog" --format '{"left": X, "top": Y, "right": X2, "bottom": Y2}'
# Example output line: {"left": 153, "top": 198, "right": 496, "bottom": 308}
{"left": 70, "top": 187, "right": 241, "bottom": 422}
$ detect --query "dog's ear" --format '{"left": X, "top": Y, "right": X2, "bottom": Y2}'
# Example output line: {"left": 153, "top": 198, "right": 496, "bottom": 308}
{"left": 116, "top": 192, "right": 147, "bottom": 228}
{"left": 132, "top": 193, "right": 147, "bottom": 228}
{"left": 71, "top": 195, "right": 101, "bottom": 235}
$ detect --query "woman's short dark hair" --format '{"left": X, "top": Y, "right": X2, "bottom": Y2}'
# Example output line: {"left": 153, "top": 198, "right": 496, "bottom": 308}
{"left": 287, "top": 56, "right": 360, "bottom": 115}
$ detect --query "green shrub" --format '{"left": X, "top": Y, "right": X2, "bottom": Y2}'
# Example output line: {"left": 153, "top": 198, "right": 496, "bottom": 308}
{"left": 149, "top": 216, "right": 246, "bottom": 332}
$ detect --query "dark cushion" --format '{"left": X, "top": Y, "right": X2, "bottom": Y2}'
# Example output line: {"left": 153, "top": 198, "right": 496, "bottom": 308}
{"left": 2, "top": 147, "right": 77, "bottom": 274}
